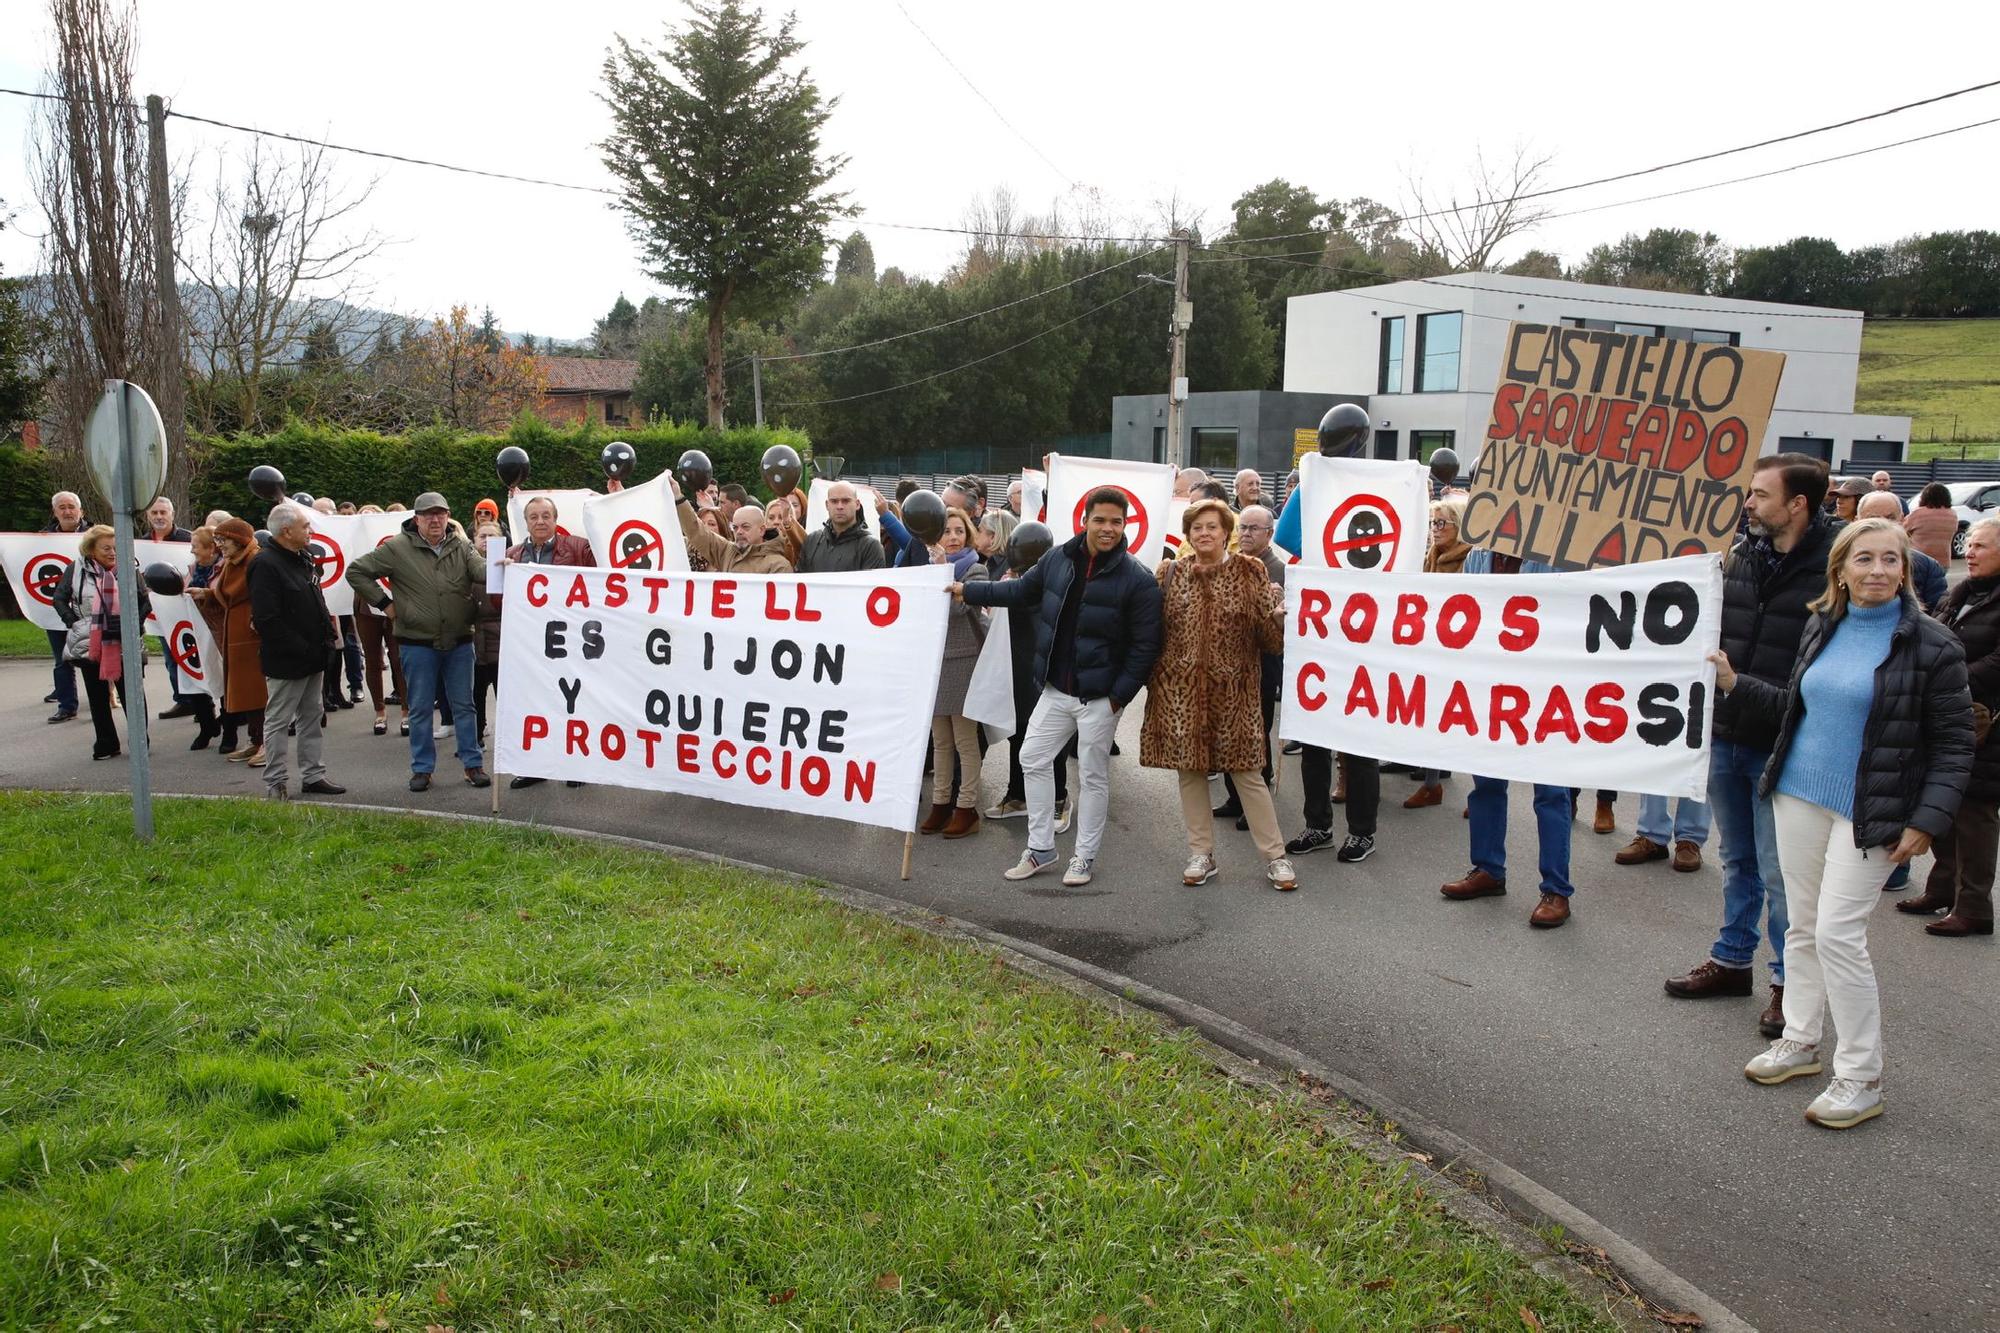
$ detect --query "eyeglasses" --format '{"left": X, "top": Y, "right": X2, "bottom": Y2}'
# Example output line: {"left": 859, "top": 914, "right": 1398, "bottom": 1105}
{"left": 1430, "top": 518, "right": 1454, "bottom": 529}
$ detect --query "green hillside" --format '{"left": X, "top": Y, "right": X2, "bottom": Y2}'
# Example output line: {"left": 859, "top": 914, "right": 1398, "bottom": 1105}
{"left": 1857, "top": 319, "right": 2000, "bottom": 457}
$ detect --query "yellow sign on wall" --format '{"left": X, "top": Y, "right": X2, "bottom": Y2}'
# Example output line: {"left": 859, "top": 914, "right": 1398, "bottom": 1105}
{"left": 1292, "top": 428, "right": 1318, "bottom": 463}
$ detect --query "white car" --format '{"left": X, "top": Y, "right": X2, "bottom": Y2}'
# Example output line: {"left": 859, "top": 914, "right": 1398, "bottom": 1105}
{"left": 1946, "top": 481, "right": 2000, "bottom": 558}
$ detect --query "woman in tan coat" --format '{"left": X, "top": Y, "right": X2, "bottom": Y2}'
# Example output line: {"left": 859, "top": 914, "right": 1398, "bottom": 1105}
{"left": 1141, "top": 499, "right": 1296, "bottom": 891}
{"left": 192, "top": 517, "right": 268, "bottom": 764}
{"left": 1408, "top": 495, "right": 1472, "bottom": 808}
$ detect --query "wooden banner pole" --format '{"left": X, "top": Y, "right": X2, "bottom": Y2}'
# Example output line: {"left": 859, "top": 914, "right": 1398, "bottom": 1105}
{"left": 901, "top": 831, "right": 914, "bottom": 881}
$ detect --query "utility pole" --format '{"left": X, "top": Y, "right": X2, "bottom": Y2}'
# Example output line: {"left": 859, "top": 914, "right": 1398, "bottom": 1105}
{"left": 1164, "top": 229, "right": 1192, "bottom": 470}
{"left": 752, "top": 354, "right": 765, "bottom": 428}
{"left": 144, "top": 95, "right": 188, "bottom": 500}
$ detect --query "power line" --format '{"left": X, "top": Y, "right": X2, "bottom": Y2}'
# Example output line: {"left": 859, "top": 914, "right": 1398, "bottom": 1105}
{"left": 770, "top": 284, "right": 1150, "bottom": 406}
{"left": 891, "top": 0, "right": 1075, "bottom": 189}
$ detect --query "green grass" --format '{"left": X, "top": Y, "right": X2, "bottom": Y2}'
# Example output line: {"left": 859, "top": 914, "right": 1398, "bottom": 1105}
{"left": 0, "top": 619, "right": 49, "bottom": 659}
{"left": 0, "top": 794, "right": 1617, "bottom": 1331}
{"left": 1858, "top": 319, "right": 2000, "bottom": 456}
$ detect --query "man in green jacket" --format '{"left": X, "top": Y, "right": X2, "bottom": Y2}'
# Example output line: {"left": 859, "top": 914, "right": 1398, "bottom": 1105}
{"left": 346, "top": 492, "right": 491, "bottom": 791}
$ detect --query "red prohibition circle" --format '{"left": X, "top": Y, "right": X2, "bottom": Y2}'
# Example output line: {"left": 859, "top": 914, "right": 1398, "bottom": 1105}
{"left": 307, "top": 531, "right": 346, "bottom": 588}
{"left": 23, "top": 552, "right": 71, "bottom": 606}
{"left": 1322, "top": 493, "right": 1403, "bottom": 571}
{"left": 609, "top": 518, "right": 666, "bottom": 570}
{"left": 168, "top": 619, "right": 205, "bottom": 681}
{"left": 1071, "top": 485, "right": 1149, "bottom": 555}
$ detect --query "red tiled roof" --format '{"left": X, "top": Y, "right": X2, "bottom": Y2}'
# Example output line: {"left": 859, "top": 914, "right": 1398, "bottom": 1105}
{"left": 540, "top": 357, "right": 638, "bottom": 393}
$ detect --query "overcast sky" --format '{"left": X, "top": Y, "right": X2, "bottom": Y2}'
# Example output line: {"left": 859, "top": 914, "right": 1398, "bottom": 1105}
{"left": 2, "top": 0, "right": 1995, "bottom": 343}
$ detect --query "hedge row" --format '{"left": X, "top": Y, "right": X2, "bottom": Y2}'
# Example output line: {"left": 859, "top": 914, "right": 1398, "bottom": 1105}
{"left": 0, "top": 443, "right": 59, "bottom": 532}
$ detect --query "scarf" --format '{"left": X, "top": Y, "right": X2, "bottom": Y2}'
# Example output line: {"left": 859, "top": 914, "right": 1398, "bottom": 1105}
{"left": 88, "top": 561, "right": 122, "bottom": 683}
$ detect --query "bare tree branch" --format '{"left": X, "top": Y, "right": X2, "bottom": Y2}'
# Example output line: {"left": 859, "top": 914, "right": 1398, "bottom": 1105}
{"left": 1400, "top": 143, "right": 1556, "bottom": 273}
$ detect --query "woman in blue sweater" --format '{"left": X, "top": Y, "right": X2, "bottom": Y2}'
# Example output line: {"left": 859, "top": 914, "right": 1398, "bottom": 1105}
{"left": 1713, "top": 517, "right": 1973, "bottom": 1129}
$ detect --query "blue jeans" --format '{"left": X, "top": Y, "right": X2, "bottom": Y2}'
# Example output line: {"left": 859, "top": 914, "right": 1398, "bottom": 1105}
{"left": 1708, "top": 739, "right": 1787, "bottom": 981}
{"left": 1637, "top": 793, "right": 1712, "bottom": 846}
{"left": 397, "top": 640, "right": 481, "bottom": 774}
{"left": 47, "top": 628, "right": 78, "bottom": 712}
{"left": 1469, "top": 776, "right": 1574, "bottom": 897}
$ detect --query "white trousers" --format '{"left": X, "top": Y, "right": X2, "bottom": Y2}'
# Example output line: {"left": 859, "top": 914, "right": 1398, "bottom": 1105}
{"left": 1020, "top": 687, "right": 1117, "bottom": 860}
{"left": 1772, "top": 793, "right": 1888, "bottom": 1082}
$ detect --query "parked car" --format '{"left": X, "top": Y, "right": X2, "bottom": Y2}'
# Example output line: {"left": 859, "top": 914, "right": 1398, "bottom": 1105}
{"left": 1946, "top": 480, "right": 2000, "bottom": 557}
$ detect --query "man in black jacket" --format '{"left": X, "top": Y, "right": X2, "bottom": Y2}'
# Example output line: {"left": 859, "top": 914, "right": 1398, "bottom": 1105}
{"left": 1665, "top": 454, "right": 1837, "bottom": 1033}
{"left": 795, "top": 482, "right": 886, "bottom": 574}
{"left": 249, "top": 503, "right": 346, "bottom": 800}
{"left": 956, "top": 487, "right": 1163, "bottom": 887}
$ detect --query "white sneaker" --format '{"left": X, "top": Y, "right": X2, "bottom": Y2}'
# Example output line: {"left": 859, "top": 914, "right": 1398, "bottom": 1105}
{"left": 1266, "top": 856, "right": 1298, "bottom": 891}
{"left": 1054, "top": 797, "right": 1075, "bottom": 835}
{"left": 1806, "top": 1077, "right": 1883, "bottom": 1129}
{"left": 1062, "top": 856, "right": 1094, "bottom": 887}
{"left": 1003, "top": 848, "right": 1058, "bottom": 881}
{"left": 985, "top": 797, "right": 1028, "bottom": 820}
{"left": 1182, "top": 853, "right": 1218, "bottom": 885}
{"left": 1744, "top": 1038, "right": 1822, "bottom": 1086}
{"left": 436, "top": 723, "right": 454, "bottom": 738}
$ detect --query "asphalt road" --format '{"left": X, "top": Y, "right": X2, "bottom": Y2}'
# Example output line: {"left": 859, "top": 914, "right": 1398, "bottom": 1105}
{"left": 5, "top": 658, "right": 1994, "bottom": 1332}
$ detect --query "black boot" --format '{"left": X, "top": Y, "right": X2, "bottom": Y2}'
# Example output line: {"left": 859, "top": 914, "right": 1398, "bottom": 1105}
{"left": 190, "top": 700, "right": 219, "bottom": 751}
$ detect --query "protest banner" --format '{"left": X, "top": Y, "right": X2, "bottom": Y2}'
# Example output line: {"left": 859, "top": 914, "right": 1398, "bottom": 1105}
{"left": 305, "top": 511, "right": 408, "bottom": 616}
{"left": 0, "top": 533, "right": 77, "bottom": 631}
{"left": 581, "top": 473, "right": 690, "bottom": 572}
{"left": 1297, "top": 454, "right": 1429, "bottom": 573}
{"left": 1281, "top": 554, "right": 1724, "bottom": 799}
{"left": 962, "top": 607, "right": 1015, "bottom": 740}
{"left": 1464, "top": 322, "right": 1786, "bottom": 570}
{"left": 506, "top": 488, "right": 596, "bottom": 546}
{"left": 141, "top": 589, "right": 225, "bottom": 703}
{"left": 1044, "top": 455, "right": 1173, "bottom": 566}
{"left": 1021, "top": 468, "right": 1046, "bottom": 523}
{"left": 804, "top": 478, "right": 877, "bottom": 536}
{"left": 494, "top": 564, "right": 951, "bottom": 832}
{"left": 1160, "top": 497, "right": 1192, "bottom": 555}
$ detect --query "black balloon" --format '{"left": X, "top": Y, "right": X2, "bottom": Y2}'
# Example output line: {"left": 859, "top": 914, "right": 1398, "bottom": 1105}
{"left": 290, "top": 491, "right": 314, "bottom": 507}
{"left": 760, "top": 443, "right": 802, "bottom": 498}
{"left": 1317, "top": 402, "right": 1372, "bottom": 457}
{"left": 253, "top": 529, "right": 274, "bottom": 550}
{"left": 1428, "top": 447, "right": 1460, "bottom": 485}
{"left": 1006, "top": 520, "right": 1054, "bottom": 573}
{"left": 496, "top": 446, "right": 531, "bottom": 488}
{"left": 142, "top": 561, "right": 185, "bottom": 596}
{"left": 600, "top": 441, "right": 636, "bottom": 482}
{"left": 248, "top": 464, "right": 287, "bottom": 502}
{"left": 901, "top": 488, "right": 947, "bottom": 544}
{"left": 675, "top": 448, "right": 713, "bottom": 497}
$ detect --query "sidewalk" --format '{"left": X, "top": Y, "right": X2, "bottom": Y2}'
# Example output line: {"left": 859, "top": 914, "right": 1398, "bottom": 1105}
{"left": 5, "top": 658, "right": 1994, "bottom": 1331}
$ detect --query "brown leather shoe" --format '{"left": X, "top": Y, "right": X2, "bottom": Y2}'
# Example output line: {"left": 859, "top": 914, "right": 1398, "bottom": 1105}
{"left": 1592, "top": 797, "right": 1616, "bottom": 834}
{"left": 1441, "top": 868, "right": 1506, "bottom": 900}
{"left": 918, "top": 802, "right": 952, "bottom": 834}
{"left": 1759, "top": 985, "right": 1786, "bottom": 1038}
{"left": 1404, "top": 783, "right": 1443, "bottom": 809}
{"left": 1925, "top": 913, "right": 1995, "bottom": 937}
{"left": 1671, "top": 840, "right": 1702, "bottom": 873}
{"left": 1614, "top": 835, "right": 1668, "bottom": 866}
{"left": 1895, "top": 892, "right": 1951, "bottom": 915}
{"left": 941, "top": 806, "right": 980, "bottom": 839}
{"left": 1664, "top": 959, "right": 1754, "bottom": 999}
{"left": 1530, "top": 892, "right": 1571, "bottom": 928}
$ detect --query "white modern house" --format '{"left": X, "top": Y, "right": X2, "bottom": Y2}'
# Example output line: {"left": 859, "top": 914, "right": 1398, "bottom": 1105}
{"left": 1283, "top": 272, "right": 1910, "bottom": 471}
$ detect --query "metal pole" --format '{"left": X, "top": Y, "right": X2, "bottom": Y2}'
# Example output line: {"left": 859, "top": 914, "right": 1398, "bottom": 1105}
{"left": 1164, "top": 230, "right": 1191, "bottom": 470}
{"left": 752, "top": 355, "right": 764, "bottom": 428}
{"left": 111, "top": 380, "right": 155, "bottom": 841}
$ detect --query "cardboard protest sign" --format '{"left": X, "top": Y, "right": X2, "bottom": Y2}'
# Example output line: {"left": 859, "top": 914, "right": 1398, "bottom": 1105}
{"left": 581, "top": 473, "right": 689, "bottom": 572}
{"left": 1281, "top": 554, "right": 1724, "bottom": 799}
{"left": 804, "top": 478, "right": 877, "bottom": 536}
{"left": 494, "top": 564, "right": 951, "bottom": 831}
{"left": 306, "top": 511, "right": 409, "bottom": 616}
{"left": 1044, "top": 455, "right": 1174, "bottom": 567}
{"left": 141, "top": 588, "right": 225, "bottom": 702}
{"left": 506, "top": 488, "right": 596, "bottom": 547}
{"left": 1298, "top": 455, "right": 1429, "bottom": 573}
{"left": 0, "top": 533, "right": 80, "bottom": 631}
{"left": 1464, "top": 323, "right": 1785, "bottom": 569}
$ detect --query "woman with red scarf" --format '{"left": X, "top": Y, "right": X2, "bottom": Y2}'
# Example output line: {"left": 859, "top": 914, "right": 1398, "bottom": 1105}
{"left": 54, "top": 524, "right": 151, "bottom": 760}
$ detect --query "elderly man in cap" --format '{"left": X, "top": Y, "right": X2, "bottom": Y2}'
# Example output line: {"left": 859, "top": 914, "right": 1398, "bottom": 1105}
{"left": 250, "top": 503, "right": 346, "bottom": 800}
{"left": 346, "top": 491, "right": 491, "bottom": 791}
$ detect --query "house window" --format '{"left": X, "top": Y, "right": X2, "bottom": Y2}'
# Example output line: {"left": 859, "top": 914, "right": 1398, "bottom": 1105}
{"left": 1847, "top": 440, "right": 1903, "bottom": 464}
{"left": 1191, "top": 427, "right": 1238, "bottom": 472}
{"left": 1778, "top": 435, "right": 1833, "bottom": 464}
{"left": 1151, "top": 426, "right": 1166, "bottom": 464}
{"left": 1372, "top": 430, "right": 1399, "bottom": 460}
{"left": 1613, "top": 321, "right": 1662, "bottom": 337}
{"left": 1689, "top": 328, "right": 1740, "bottom": 346}
{"left": 1415, "top": 312, "right": 1461, "bottom": 392}
{"left": 1378, "top": 317, "right": 1406, "bottom": 394}
{"left": 1412, "top": 430, "right": 1455, "bottom": 462}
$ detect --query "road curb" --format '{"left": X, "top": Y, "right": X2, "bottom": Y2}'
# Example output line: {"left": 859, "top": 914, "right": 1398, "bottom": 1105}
{"left": 42, "top": 791, "right": 1753, "bottom": 1331}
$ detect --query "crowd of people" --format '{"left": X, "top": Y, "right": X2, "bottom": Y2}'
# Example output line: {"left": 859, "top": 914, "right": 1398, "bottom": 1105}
{"left": 26, "top": 446, "right": 1993, "bottom": 1129}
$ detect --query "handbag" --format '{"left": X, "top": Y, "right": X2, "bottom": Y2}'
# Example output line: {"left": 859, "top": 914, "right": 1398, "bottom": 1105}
{"left": 63, "top": 618, "right": 91, "bottom": 664}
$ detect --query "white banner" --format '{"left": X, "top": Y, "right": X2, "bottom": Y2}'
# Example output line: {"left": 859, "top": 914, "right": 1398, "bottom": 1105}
{"left": 581, "top": 472, "right": 689, "bottom": 571}
{"left": 1044, "top": 455, "right": 1174, "bottom": 567}
{"left": 1160, "top": 496, "right": 1192, "bottom": 556}
{"left": 142, "top": 589, "right": 225, "bottom": 702}
{"left": 494, "top": 564, "right": 951, "bottom": 831}
{"left": 507, "top": 488, "right": 596, "bottom": 546}
{"left": 1281, "top": 555, "right": 1725, "bottom": 799}
{"left": 1298, "top": 454, "right": 1430, "bottom": 573}
{"left": 0, "top": 532, "right": 79, "bottom": 632}
{"left": 804, "top": 478, "right": 877, "bottom": 536}
{"left": 962, "top": 606, "right": 1015, "bottom": 740}
{"left": 305, "top": 511, "right": 408, "bottom": 616}
{"left": 1022, "top": 468, "right": 1046, "bottom": 523}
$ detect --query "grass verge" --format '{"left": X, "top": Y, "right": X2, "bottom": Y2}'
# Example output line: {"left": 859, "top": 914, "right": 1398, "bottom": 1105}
{"left": 0, "top": 618, "right": 50, "bottom": 659}
{"left": 0, "top": 793, "right": 1619, "bottom": 1331}
{"left": 1858, "top": 318, "right": 2000, "bottom": 454}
